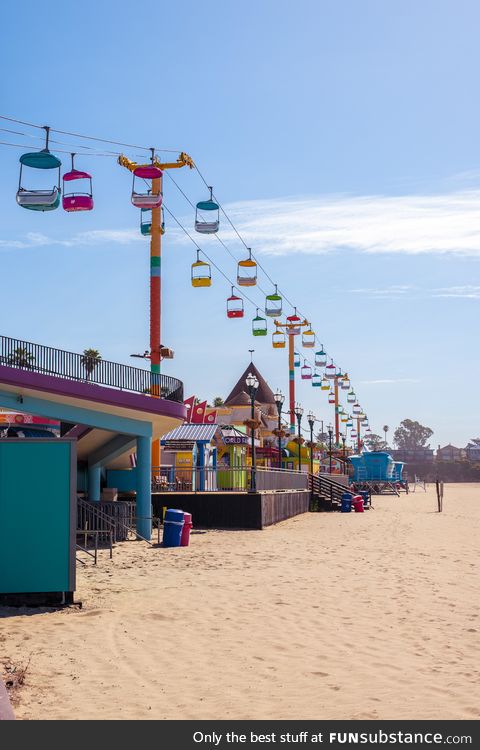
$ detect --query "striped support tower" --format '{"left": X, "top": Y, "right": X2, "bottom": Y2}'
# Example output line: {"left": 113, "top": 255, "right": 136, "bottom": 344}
{"left": 150, "top": 175, "right": 163, "bottom": 469}
{"left": 288, "top": 332, "right": 295, "bottom": 431}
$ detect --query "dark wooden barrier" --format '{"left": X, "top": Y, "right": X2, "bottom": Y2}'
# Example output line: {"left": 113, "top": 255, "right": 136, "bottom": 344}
{"left": 152, "top": 490, "right": 310, "bottom": 530}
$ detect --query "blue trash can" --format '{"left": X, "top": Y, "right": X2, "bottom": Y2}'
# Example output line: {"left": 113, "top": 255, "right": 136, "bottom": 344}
{"left": 163, "top": 508, "right": 185, "bottom": 547}
{"left": 341, "top": 492, "right": 353, "bottom": 513}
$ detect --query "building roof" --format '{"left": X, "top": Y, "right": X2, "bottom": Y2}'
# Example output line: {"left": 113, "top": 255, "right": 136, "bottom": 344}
{"left": 160, "top": 423, "right": 218, "bottom": 442}
{"left": 224, "top": 390, "right": 251, "bottom": 406}
{"left": 224, "top": 363, "right": 276, "bottom": 407}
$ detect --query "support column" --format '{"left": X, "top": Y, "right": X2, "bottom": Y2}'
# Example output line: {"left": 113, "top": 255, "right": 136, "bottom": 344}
{"left": 288, "top": 333, "right": 295, "bottom": 432}
{"left": 88, "top": 466, "right": 101, "bottom": 503}
{"left": 136, "top": 435, "right": 152, "bottom": 539}
{"left": 150, "top": 173, "right": 163, "bottom": 471}
{"left": 357, "top": 417, "right": 362, "bottom": 454}
{"left": 334, "top": 376, "right": 340, "bottom": 446}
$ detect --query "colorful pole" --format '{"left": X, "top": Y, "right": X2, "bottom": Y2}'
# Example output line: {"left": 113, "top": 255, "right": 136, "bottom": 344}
{"left": 288, "top": 332, "right": 295, "bottom": 431}
{"left": 334, "top": 376, "right": 340, "bottom": 446}
{"left": 150, "top": 173, "right": 163, "bottom": 469}
{"left": 357, "top": 417, "right": 361, "bottom": 453}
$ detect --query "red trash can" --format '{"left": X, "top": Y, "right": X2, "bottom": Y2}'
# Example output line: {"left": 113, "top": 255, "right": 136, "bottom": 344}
{"left": 352, "top": 495, "right": 365, "bottom": 513}
{"left": 180, "top": 512, "right": 193, "bottom": 546}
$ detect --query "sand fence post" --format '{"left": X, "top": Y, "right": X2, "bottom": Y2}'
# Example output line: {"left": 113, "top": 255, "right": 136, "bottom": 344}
{"left": 436, "top": 479, "right": 444, "bottom": 512}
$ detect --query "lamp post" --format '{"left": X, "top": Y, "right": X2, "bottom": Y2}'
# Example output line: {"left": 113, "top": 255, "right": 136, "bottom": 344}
{"left": 341, "top": 433, "right": 346, "bottom": 459}
{"left": 307, "top": 410, "right": 315, "bottom": 476}
{"left": 327, "top": 423, "right": 333, "bottom": 474}
{"left": 273, "top": 390, "right": 285, "bottom": 469}
{"left": 246, "top": 372, "right": 259, "bottom": 493}
{"left": 294, "top": 403, "right": 304, "bottom": 473}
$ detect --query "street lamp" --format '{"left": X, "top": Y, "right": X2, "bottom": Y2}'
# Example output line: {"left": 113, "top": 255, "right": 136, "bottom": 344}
{"left": 273, "top": 390, "right": 285, "bottom": 469}
{"left": 341, "top": 433, "right": 346, "bottom": 459}
{"left": 246, "top": 372, "right": 259, "bottom": 492}
{"left": 327, "top": 423, "right": 333, "bottom": 474}
{"left": 307, "top": 410, "right": 316, "bottom": 476}
{"left": 294, "top": 403, "right": 304, "bottom": 473}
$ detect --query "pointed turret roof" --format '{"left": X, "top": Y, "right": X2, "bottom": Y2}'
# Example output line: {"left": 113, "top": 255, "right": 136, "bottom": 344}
{"left": 224, "top": 362, "right": 276, "bottom": 407}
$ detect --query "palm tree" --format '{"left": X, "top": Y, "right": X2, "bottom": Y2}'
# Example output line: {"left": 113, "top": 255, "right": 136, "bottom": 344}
{"left": 7, "top": 347, "right": 36, "bottom": 369}
{"left": 383, "top": 424, "right": 389, "bottom": 447}
{"left": 81, "top": 348, "right": 102, "bottom": 381}
{"left": 213, "top": 397, "right": 224, "bottom": 407}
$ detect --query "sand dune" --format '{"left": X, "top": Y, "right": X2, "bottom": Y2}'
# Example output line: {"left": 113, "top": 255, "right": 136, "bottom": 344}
{"left": 1, "top": 483, "right": 479, "bottom": 720}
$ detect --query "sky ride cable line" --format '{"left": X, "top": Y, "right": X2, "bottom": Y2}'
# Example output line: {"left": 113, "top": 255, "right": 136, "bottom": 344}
{"left": 0, "top": 114, "right": 181, "bottom": 154}
{"left": 1, "top": 112, "right": 369, "bottom": 425}
{"left": 162, "top": 203, "right": 341, "bottom": 420}
{"left": 192, "top": 162, "right": 370, "bottom": 422}
{"left": 162, "top": 203, "right": 260, "bottom": 312}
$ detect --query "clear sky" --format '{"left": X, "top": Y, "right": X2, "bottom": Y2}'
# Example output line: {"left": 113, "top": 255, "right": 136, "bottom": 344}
{"left": 1, "top": 0, "right": 479, "bottom": 447}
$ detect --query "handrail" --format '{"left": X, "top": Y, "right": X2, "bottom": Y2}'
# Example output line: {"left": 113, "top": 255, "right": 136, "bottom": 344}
{"left": 0, "top": 334, "right": 183, "bottom": 402}
{"left": 310, "top": 473, "right": 348, "bottom": 504}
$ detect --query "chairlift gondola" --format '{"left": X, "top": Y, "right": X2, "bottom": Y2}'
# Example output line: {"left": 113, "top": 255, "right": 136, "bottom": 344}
{"left": 237, "top": 248, "right": 257, "bottom": 286}
{"left": 265, "top": 284, "right": 283, "bottom": 317}
{"left": 321, "top": 377, "right": 330, "bottom": 391}
{"left": 62, "top": 154, "right": 93, "bottom": 212}
{"left": 341, "top": 373, "right": 350, "bottom": 390}
{"left": 16, "top": 126, "right": 61, "bottom": 211}
{"left": 227, "top": 286, "right": 244, "bottom": 318}
{"left": 315, "top": 348, "right": 327, "bottom": 367}
{"left": 252, "top": 309, "right": 268, "bottom": 336}
{"left": 195, "top": 186, "right": 220, "bottom": 234}
{"left": 302, "top": 328, "right": 315, "bottom": 348}
{"left": 191, "top": 250, "right": 212, "bottom": 287}
{"left": 325, "top": 361, "right": 336, "bottom": 380}
{"left": 347, "top": 390, "right": 356, "bottom": 403}
{"left": 352, "top": 403, "right": 362, "bottom": 416}
{"left": 328, "top": 390, "right": 336, "bottom": 404}
{"left": 131, "top": 156, "right": 163, "bottom": 208}
{"left": 272, "top": 330, "right": 286, "bottom": 348}
{"left": 140, "top": 206, "right": 165, "bottom": 236}
{"left": 312, "top": 371, "right": 322, "bottom": 387}
{"left": 287, "top": 308, "right": 301, "bottom": 335}
{"left": 294, "top": 351, "right": 301, "bottom": 367}
{"left": 301, "top": 360, "right": 312, "bottom": 380}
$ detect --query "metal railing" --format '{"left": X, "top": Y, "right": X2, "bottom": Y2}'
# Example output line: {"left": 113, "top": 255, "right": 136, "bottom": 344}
{"left": 310, "top": 472, "right": 349, "bottom": 506}
{"left": 151, "top": 465, "right": 309, "bottom": 493}
{"left": 0, "top": 334, "right": 183, "bottom": 402}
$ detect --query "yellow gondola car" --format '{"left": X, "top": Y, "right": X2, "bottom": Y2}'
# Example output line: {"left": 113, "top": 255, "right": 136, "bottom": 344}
{"left": 191, "top": 250, "right": 212, "bottom": 287}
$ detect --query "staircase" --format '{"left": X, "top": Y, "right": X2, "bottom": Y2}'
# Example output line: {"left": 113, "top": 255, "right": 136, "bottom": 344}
{"left": 309, "top": 473, "right": 350, "bottom": 511}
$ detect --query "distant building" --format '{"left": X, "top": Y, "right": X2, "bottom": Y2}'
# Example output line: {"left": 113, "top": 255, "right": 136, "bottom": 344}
{"left": 436, "top": 444, "right": 464, "bottom": 461}
{"left": 465, "top": 438, "right": 480, "bottom": 462}
{"left": 391, "top": 447, "right": 434, "bottom": 463}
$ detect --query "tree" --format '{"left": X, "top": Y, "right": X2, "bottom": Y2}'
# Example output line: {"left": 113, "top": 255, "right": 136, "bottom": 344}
{"left": 213, "top": 397, "right": 225, "bottom": 407}
{"left": 365, "top": 433, "right": 387, "bottom": 451}
{"left": 7, "top": 347, "right": 35, "bottom": 369}
{"left": 81, "top": 348, "right": 102, "bottom": 380}
{"left": 393, "top": 419, "right": 433, "bottom": 449}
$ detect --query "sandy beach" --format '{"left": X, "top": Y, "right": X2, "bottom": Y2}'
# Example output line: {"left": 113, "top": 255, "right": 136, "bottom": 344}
{"left": 1, "top": 483, "right": 479, "bottom": 721}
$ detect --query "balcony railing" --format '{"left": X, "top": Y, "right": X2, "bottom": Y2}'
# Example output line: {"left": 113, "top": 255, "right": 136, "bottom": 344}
{"left": 151, "top": 465, "right": 309, "bottom": 493}
{"left": 0, "top": 335, "right": 183, "bottom": 402}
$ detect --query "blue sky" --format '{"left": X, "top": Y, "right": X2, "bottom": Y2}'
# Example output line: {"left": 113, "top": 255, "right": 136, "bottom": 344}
{"left": 1, "top": 0, "right": 479, "bottom": 447}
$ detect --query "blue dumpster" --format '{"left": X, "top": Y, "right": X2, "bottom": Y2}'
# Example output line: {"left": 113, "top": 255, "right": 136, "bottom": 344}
{"left": 163, "top": 508, "right": 184, "bottom": 547}
{"left": 341, "top": 492, "right": 353, "bottom": 513}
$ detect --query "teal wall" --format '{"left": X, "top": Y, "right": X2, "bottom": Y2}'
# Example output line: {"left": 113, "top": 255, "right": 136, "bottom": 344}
{"left": 106, "top": 468, "right": 137, "bottom": 492}
{"left": 0, "top": 441, "right": 74, "bottom": 594}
